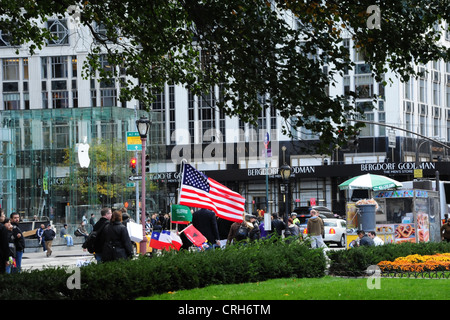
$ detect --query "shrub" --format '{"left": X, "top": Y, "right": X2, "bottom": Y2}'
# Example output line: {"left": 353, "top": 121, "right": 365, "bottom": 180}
{"left": 0, "top": 239, "right": 326, "bottom": 300}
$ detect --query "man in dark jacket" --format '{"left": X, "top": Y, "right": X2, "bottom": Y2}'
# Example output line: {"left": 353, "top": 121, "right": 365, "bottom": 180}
{"left": 43, "top": 224, "right": 56, "bottom": 257}
{"left": 89, "top": 207, "right": 112, "bottom": 262}
{"left": 270, "top": 213, "right": 285, "bottom": 237}
{"left": 192, "top": 208, "right": 221, "bottom": 249}
{"left": 10, "top": 212, "right": 25, "bottom": 272}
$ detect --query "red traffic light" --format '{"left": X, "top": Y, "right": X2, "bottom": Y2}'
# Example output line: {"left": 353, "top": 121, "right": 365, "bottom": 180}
{"left": 130, "top": 157, "right": 137, "bottom": 174}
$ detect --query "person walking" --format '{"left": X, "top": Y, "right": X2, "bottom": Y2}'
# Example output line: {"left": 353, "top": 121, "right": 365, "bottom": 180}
{"left": 306, "top": 209, "right": 326, "bottom": 248}
{"left": 43, "top": 224, "right": 56, "bottom": 257}
{"left": 89, "top": 213, "right": 96, "bottom": 232}
{"left": 10, "top": 212, "right": 25, "bottom": 272}
{"left": 101, "top": 210, "right": 133, "bottom": 262}
{"left": 87, "top": 207, "right": 112, "bottom": 263}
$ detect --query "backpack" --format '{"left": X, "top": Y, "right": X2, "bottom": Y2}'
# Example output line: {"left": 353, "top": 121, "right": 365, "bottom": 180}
{"left": 235, "top": 223, "right": 249, "bottom": 241}
{"left": 82, "top": 222, "right": 107, "bottom": 254}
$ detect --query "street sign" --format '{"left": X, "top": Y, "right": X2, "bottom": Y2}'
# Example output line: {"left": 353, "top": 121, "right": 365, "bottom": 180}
{"left": 126, "top": 182, "right": 136, "bottom": 187}
{"left": 128, "top": 175, "right": 142, "bottom": 181}
{"left": 388, "top": 130, "right": 396, "bottom": 148}
{"left": 126, "top": 132, "right": 142, "bottom": 151}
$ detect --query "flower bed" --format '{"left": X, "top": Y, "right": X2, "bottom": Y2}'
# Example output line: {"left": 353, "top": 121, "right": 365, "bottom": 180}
{"left": 378, "top": 253, "right": 450, "bottom": 272}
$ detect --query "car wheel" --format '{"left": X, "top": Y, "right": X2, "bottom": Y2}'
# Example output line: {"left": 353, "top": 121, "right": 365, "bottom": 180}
{"left": 338, "top": 235, "right": 346, "bottom": 247}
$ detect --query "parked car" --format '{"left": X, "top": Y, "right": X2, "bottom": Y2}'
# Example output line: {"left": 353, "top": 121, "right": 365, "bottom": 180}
{"left": 322, "top": 218, "right": 347, "bottom": 247}
{"left": 301, "top": 218, "right": 347, "bottom": 247}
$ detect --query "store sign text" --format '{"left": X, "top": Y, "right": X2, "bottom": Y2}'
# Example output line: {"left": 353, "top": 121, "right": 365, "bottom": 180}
{"left": 361, "top": 162, "right": 436, "bottom": 174}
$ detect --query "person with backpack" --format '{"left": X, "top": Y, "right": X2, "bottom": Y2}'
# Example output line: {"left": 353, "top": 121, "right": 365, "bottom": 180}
{"left": 83, "top": 207, "right": 111, "bottom": 262}
{"left": 101, "top": 210, "right": 133, "bottom": 262}
{"left": 227, "top": 214, "right": 260, "bottom": 244}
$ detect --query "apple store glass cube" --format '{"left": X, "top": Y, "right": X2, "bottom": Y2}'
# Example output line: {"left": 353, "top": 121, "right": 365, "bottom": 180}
{"left": 0, "top": 107, "right": 166, "bottom": 229}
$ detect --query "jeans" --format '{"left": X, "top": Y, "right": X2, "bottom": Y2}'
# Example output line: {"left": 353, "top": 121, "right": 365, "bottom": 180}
{"left": 11, "top": 250, "right": 23, "bottom": 273}
{"left": 65, "top": 235, "right": 74, "bottom": 246}
{"left": 310, "top": 235, "right": 326, "bottom": 249}
{"left": 94, "top": 253, "right": 102, "bottom": 263}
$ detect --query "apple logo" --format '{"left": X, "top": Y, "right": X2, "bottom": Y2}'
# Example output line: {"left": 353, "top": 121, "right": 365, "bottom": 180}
{"left": 77, "top": 137, "right": 90, "bottom": 168}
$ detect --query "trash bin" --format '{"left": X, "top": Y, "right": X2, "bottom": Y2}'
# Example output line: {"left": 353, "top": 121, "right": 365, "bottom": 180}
{"left": 356, "top": 204, "right": 376, "bottom": 232}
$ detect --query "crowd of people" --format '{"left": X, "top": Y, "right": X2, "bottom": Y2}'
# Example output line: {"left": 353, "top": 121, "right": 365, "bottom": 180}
{"left": 3, "top": 204, "right": 449, "bottom": 272}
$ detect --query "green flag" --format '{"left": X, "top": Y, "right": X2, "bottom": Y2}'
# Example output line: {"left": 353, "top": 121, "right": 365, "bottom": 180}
{"left": 171, "top": 204, "right": 192, "bottom": 224}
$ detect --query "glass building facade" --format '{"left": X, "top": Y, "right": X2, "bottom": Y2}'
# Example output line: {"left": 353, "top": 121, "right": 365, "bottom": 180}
{"left": 0, "top": 107, "right": 166, "bottom": 228}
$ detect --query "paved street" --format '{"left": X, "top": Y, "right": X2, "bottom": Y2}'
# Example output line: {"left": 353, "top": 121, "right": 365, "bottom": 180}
{"left": 21, "top": 245, "right": 95, "bottom": 271}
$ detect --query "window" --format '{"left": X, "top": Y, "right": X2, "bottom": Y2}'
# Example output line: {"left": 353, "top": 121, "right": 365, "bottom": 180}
{"left": 419, "top": 78, "right": 427, "bottom": 103}
{"left": 404, "top": 79, "right": 413, "bottom": 100}
{"left": 0, "top": 30, "right": 13, "bottom": 47}
{"left": 100, "top": 89, "right": 117, "bottom": 107}
{"left": 3, "top": 93, "right": 20, "bottom": 110}
{"left": 433, "top": 82, "right": 440, "bottom": 106}
{"left": 3, "top": 59, "right": 19, "bottom": 80}
{"left": 51, "top": 56, "right": 68, "bottom": 78}
{"left": 47, "top": 20, "right": 69, "bottom": 45}
{"left": 52, "top": 91, "right": 69, "bottom": 108}
{"left": 354, "top": 75, "right": 374, "bottom": 99}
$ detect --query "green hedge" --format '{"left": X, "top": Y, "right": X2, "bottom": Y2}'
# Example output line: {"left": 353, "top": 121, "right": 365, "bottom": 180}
{"left": 0, "top": 239, "right": 326, "bottom": 300}
{"left": 327, "top": 241, "right": 450, "bottom": 276}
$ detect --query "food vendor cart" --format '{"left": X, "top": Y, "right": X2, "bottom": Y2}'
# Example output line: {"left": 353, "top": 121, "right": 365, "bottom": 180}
{"left": 372, "top": 189, "right": 441, "bottom": 243}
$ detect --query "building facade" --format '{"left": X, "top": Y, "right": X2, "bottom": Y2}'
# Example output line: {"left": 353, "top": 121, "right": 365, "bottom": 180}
{"left": 1, "top": 14, "right": 450, "bottom": 226}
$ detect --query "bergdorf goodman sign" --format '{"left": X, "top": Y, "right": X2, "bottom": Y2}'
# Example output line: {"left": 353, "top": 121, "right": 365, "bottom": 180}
{"left": 360, "top": 162, "right": 436, "bottom": 174}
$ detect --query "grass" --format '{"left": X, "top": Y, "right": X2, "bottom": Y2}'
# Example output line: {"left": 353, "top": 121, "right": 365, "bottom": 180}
{"left": 139, "top": 276, "right": 450, "bottom": 300}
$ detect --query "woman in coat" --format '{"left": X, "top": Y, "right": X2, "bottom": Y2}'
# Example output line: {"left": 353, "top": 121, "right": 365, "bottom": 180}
{"left": 102, "top": 210, "right": 133, "bottom": 262}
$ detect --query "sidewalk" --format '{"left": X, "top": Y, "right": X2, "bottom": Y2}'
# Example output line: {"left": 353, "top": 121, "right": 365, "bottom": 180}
{"left": 21, "top": 245, "right": 95, "bottom": 271}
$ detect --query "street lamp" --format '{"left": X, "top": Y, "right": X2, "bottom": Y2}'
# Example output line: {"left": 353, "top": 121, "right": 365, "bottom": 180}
{"left": 279, "top": 163, "right": 292, "bottom": 237}
{"left": 136, "top": 116, "right": 151, "bottom": 254}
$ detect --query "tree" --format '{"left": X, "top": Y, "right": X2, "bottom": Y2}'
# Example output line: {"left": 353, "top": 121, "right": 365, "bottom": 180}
{"left": 1, "top": 0, "right": 449, "bottom": 151}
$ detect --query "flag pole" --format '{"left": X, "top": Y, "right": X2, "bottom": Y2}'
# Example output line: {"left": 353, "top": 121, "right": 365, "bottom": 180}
{"left": 177, "top": 159, "right": 187, "bottom": 205}
{"left": 176, "top": 159, "right": 187, "bottom": 233}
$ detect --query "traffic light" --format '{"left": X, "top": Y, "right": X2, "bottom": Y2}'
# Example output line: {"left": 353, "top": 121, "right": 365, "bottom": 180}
{"left": 130, "top": 157, "right": 137, "bottom": 174}
{"left": 145, "top": 154, "right": 150, "bottom": 173}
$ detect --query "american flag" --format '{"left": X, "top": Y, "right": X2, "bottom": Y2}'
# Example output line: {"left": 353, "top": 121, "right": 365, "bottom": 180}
{"left": 178, "top": 163, "right": 245, "bottom": 222}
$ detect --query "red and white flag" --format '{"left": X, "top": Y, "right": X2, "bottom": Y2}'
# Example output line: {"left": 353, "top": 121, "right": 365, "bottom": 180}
{"left": 178, "top": 163, "right": 245, "bottom": 223}
{"left": 150, "top": 230, "right": 183, "bottom": 251}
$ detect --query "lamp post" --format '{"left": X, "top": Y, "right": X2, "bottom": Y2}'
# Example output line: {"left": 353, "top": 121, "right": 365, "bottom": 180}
{"left": 279, "top": 163, "right": 292, "bottom": 237}
{"left": 136, "top": 116, "right": 151, "bottom": 254}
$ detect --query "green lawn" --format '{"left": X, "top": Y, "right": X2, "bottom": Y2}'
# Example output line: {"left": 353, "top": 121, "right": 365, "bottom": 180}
{"left": 139, "top": 276, "right": 450, "bottom": 300}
